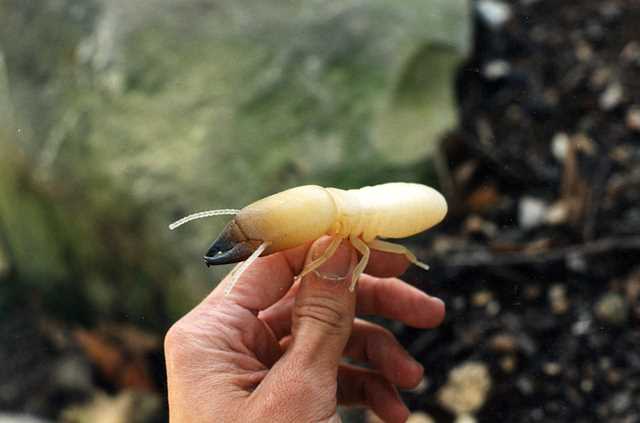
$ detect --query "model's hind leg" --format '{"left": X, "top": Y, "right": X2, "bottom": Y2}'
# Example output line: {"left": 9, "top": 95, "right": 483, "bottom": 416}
{"left": 349, "top": 236, "right": 370, "bottom": 291}
{"left": 368, "top": 239, "right": 430, "bottom": 271}
{"left": 297, "top": 236, "right": 343, "bottom": 280}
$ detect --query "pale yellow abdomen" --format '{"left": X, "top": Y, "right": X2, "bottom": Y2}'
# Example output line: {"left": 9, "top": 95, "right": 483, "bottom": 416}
{"left": 328, "top": 183, "right": 447, "bottom": 242}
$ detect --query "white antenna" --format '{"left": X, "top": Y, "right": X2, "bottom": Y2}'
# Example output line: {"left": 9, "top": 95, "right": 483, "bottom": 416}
{"left": 169, "top": 209, "right": 239, "bottom": 230}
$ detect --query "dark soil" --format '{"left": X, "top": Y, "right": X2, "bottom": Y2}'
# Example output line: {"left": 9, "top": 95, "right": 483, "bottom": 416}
{"left": 399, "top": 0, "right": 640, "bottom": 422}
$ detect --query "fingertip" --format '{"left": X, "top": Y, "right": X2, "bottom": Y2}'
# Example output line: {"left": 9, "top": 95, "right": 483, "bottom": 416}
{"left": 404, "top": 359, "right": 424, "bottom": 390}
{"left": 421, "top": 296, "right": 445, "bottom": 328}
{"left": 365, "top": 251, "right": 410, "bottom": 278}
{"left": 369, "top": 380, "right": 410, "bottom": 423}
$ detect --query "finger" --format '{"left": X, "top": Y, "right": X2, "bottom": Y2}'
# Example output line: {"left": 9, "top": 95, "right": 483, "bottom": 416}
{"left": 344, "top": 319, "right": 423, "bottom": 389}
{"left": 356, "top": 274, "right": 445, "bottom": 329}
{"left": 338, "top": 365, "right": 409, "bottom": 423}
{"left": 209, "top": 234, "right": 413, "bottom": 312}
{"left": 205, "top": 242, "right": 309, "bottom": 312}
{"left": 281, "top": 238, "right": 357, "bottom": 374}
{"left": 259, "top": 275, "right": 445, "bottom": 339}
{"left": 363, "top": 250, "right": 409, "bottom": 278}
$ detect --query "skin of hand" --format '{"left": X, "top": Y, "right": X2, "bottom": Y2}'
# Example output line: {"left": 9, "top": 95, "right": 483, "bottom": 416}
{"left": 164, "top": 237, "right": 445, "bottom": 423}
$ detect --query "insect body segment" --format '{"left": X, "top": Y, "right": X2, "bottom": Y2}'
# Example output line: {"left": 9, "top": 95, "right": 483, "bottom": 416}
{"left": 170, "top": 183, "right": 447, "bottom": 295}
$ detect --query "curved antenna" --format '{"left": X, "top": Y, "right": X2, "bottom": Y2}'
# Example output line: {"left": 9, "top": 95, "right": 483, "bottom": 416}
{"left": 168, "top": 209, "right": 240, "bottom": 230}
{"left": 224, "top": 241, "right": 270, "bottom": 296}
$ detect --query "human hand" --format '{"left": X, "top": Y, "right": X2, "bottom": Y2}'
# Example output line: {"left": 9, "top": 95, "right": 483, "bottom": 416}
{"left": 164, "top": 237, "right": 445, "bottom": 423}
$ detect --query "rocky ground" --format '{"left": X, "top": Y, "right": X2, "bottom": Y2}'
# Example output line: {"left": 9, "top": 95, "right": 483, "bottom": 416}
{"left": 392, "top": 0, "right": 640, "bottom": 422}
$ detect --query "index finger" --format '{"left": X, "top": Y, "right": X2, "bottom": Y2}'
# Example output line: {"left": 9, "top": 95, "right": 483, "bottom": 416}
{"left": 207, "top": 237, "right": 411, "bottom": 312}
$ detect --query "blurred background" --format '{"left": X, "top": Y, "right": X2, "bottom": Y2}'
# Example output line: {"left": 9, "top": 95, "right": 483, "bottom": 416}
{"left": 1, "top": 0, "right": 639, "bottom": 422}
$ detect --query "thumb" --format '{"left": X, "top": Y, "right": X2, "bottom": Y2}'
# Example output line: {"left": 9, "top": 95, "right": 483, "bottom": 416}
{"left": 287, "top": 237, "right": 357, "bottom": 373}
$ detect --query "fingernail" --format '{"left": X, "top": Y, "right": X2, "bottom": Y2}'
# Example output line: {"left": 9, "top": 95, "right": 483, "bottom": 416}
{"left": 312, "top": 241, "right": 353, "bottom": 281}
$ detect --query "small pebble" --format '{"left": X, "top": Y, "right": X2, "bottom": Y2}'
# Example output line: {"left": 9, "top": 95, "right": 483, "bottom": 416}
{"left": 566, "top": 252, "right": 587, "bottom": 273}
{"left": 524, "top": 285, "right": 542, "bottom": 300}
{"left": 626, "top": 106, "right": 640, "bottom": 131}
{"left": 549, "top": 284, "right": 569, "bottom": 314}
{"left": 621, "top": 41, "right": 640, "bottom": 63}
{"left": 482, "top": 60, "right": 511, "bottom": 80}
{"left": 487, "top": 300, "right": 501, "bottom": 316}
{"left": 573, "top": 133, "right": 597, "bottom": 155}
{"left": 543, "top": 362, "right": 561, "bottom": 376}
{"left": 572, "top": 318, "right": 591, "bottom": 336}
{"left": 517, "top": 377, "right": 534, "bottom": 395}
{"left": 407, "top": 412, "right": 436, "bottom": 423}
{"left": 551, "top": 133, "right": 569, "bottom": 161}
{"left": 477, "top": 0, "right": 512, "bottom": 29}
{"left": 472, "top": 290, "right": 493, "bottom": 307}
{"left": 625, "top": 270, "right": 640, "bottom": 303}
{"left": 599, "top": 82, "right": 624, "bottom": 110}
{"left": 545, "top": 201, "right": 569, "bottom": 225}
{"left": 437, "top": 362, "right": 492, "bottom": 416}
{"left": 607, "top": 369, "right": 622, "bottom": 386}
{"left": 455, "top": 415, "right": 477, "bottom": 423}
{"left": 500, "top": 355, "right": 516, "bottom": 373}
{"left": 590, "top": 67, "right": 611, "bottom": 89}
{"left": 611, "top": 392, "right": 631, "bottom": 413}
{"left": 580, "top": 379, "right": 594, "bottom": 393}
{"left": 575, "top": 41, "right": 594, "bottom": 62}
{"left": 489, "top": 333, "right": 518, "bottom": 353}
{"left": 519, "top": 197, "right": 549, "bottom": 229}
{"left": 594, "top": 292, "right": 628, "bottom": 325}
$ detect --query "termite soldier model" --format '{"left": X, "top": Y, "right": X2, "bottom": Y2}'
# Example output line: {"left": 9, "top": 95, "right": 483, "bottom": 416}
{"left": 170, "top": 183, "right": 448, "bottom": 295}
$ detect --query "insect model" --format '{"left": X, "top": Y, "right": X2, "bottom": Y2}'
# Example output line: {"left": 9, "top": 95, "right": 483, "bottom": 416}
{"left": 169, "top": 183, "right": 447, "bottom": 295}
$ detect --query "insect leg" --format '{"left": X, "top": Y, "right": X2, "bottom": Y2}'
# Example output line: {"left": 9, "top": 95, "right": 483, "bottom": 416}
{"left": 368, "top": 239, "right": 430, "bottom": 271}
{"left": 297, "top": 236, "right": 343, "bottom": 280}
{"left": 349, "top": 236, "right": 370, "bottom": 292}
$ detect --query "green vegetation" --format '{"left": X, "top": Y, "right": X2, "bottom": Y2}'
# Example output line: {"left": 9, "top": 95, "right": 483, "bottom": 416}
{"left": 0, "top": 0, "right": 470, "bottom": 326}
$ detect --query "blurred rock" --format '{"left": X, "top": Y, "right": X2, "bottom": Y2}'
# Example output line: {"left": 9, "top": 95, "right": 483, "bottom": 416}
{"left": 519, "top": 197, "right": 549, "bottom": 229}
{"left": 52, "top": 356, "right": 93, "bottom": 393}
{"left": 626, "top": 106, "right": 640, "bottom": 132}
{"left": 455, "top": 415, "right": 477, "bottom": 423}
{"left": 599, "top": 82, "right": 624, "bottom": 110}
{"left": 545, "top": 200, "right": 570, "bottom": 225}
{"left": 621, "top": 41, "right": 640, "bottom": 64}
{"left": 476, "top": 0, "right": 512, "bottom": 29}
{"left": 594, "top": 292, "right": 628, "bottom": 325}
{"left": 543, "top": 362, "right": 561, "bottom": 376}
{"left": 551, "top": 132, "right": 569, "bottom": 161}
{"left": 437, "top": 362, "right": 492, "bottom": 416}
{"left": 471, "top": 290, "right": 493, "bottom": 307}
{"left": 61, "top": 390, "right": 161, "bottom": 423}
{"left": 464, "top": 215, "right": 497, "bottom": 238}
{"left": 407, "top": 412, "right": 435, "bottom": 423}
{"left": 549, "top": 284, "right": 569, "bottom": 314}
{"left": 625, "top": 269, "right": 640, "bottom": 304}
{"left": 467, "top": 184, "right": 500, "bottom": 212}
{"left": 482, "top": 60, "right": 511, "bottom": 80}
{"left": 489, "top": 333, "right": 518, "bottom": 353}
{"left": 500, "top": 355, "right": 516, "bottom": 373}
